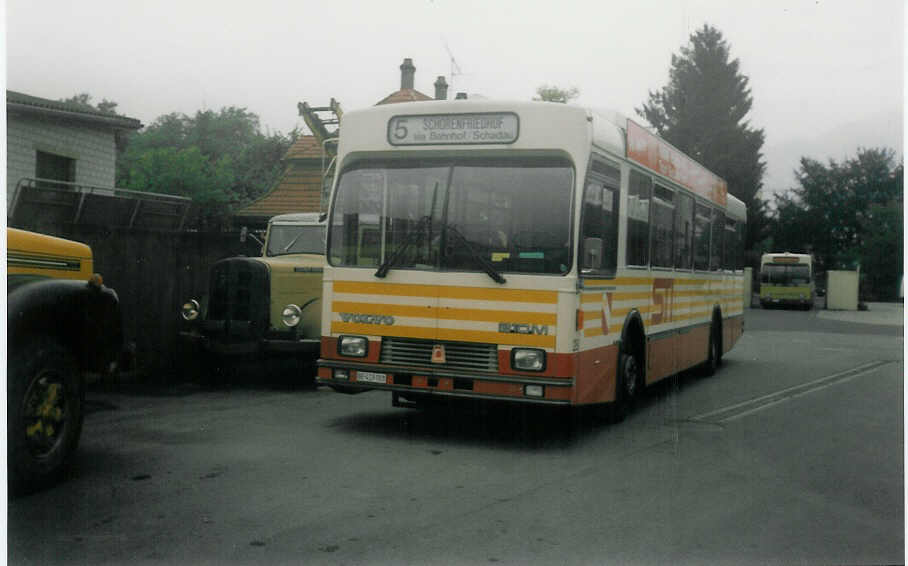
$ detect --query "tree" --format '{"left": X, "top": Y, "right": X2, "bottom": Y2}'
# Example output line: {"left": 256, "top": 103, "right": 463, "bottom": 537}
{"left": 60, "top": 92, "right": 119, "bottom": 115}
{"left": 534, "top": 84, "right": 579, "bottom": 103}
{"left": 771, "top": 147, "right": 903, "bottom": 297}
{"left": 637, "top": 24, "right": 767, "bottom": 253}
{"left": 117, "top": 107, "right": 298, "bottom": 226}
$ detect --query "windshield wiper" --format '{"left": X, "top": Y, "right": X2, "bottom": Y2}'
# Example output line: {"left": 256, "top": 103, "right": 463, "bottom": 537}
{"left": 442, "top": 224, "right": 507, "bottom": 285}
{"left": 375, "top": 182, "right": 439, "bottom": 279}
{"left": 282, "top": 229, "right": 307, "bottom": 252}
{"left": 374, "top": 215, "right": 432, "bottom": 278}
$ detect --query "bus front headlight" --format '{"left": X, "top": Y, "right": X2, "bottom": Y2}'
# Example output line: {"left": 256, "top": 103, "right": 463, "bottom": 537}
{"left": 512, "top": 348, "right": 546, "bottom": 372}
{"left": 282, "top": 304, "right": 302, "bottom": 327}
{"left": 339, "top": 336, "right": 368, "bottom": 357}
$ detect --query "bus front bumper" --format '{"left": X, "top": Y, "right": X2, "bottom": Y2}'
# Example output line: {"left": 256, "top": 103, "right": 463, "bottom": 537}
{"left": 316, "top": 359, "right": 573, "bottom": 406}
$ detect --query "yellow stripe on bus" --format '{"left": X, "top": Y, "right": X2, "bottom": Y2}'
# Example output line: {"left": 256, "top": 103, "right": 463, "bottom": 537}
{"left": 330, "top": 322, "right": 556, "bottom": 348}
{"left": 332, "top": 281, "right": 557, "bottom": 303}
{"left": 331, "top": 301, "right": 556, "bottom": 325}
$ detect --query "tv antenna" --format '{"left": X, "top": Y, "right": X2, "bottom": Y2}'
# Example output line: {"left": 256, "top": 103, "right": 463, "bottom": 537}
{"left": 442, "top": 38, "right": 463, "bottom": 91}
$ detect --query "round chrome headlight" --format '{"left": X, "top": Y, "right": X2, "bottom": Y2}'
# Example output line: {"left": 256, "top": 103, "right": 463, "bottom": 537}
{"left": 282, "top": 304, "right": 302, "bottom": 327}
{"left": 181, "top": 299, "right": 200, "bottom": 321}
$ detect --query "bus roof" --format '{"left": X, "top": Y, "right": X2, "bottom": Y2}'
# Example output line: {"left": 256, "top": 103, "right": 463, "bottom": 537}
{"left": 338, "top": 99, "right": 733, "bottom": 209}
{"left": 761, "top": 252, "right": 812, "bottom": 264}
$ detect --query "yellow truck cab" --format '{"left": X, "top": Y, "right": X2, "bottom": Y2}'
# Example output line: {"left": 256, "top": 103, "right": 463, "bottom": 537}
{"left": 180, "top": 213, "right": 326, "bottom": 383}
{"left": 7, "top": 228, "right": 123, "bottom": 493}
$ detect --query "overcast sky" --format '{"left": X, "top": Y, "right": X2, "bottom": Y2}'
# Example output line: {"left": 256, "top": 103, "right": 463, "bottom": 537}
{"left": 4, "top": 0, "right": 904, "bottom": 198}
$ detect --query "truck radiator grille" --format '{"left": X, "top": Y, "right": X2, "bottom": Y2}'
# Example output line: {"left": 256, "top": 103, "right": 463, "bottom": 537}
{"left": 380, "top": 337, "right": 499, "bottom": 372}
{"left": 206, "top": 258, "right": 269, "bottom": 341}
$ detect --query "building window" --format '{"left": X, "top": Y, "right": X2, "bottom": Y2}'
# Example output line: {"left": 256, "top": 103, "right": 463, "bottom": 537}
{"left": 626, "top": 170, "right": 651, "bottom": 267}
{"left": 36, "top": 151, "right": 75, "bottom": 184}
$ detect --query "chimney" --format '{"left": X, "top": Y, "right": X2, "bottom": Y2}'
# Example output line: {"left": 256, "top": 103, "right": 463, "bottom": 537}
{"left": 399, "top": 58, "right": 415, "bottom": 90}
{"left": 434, "top": 76, "right": 448, "bottom": 100}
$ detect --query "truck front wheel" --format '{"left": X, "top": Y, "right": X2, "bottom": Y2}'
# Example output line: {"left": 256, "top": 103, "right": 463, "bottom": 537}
{"left": 8, "top": 338, "right": 84, "bottom": 494}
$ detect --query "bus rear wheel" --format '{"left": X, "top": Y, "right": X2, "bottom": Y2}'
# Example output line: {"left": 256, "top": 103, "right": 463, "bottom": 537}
{"left": 610, "top": 350, "right": 640, "bottom": 423}
{"left": 704, "top": 325, "right": 721, "bottom": 376}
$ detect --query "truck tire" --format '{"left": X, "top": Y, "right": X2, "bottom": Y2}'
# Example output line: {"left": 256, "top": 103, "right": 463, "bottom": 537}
{"left": 8, "top": 337, "right": 84, "bottom": 494}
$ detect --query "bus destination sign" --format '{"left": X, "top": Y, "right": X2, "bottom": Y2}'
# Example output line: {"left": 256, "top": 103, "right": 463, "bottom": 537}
{"left": 388, "top": 113, "right": 519, "bottom": 146}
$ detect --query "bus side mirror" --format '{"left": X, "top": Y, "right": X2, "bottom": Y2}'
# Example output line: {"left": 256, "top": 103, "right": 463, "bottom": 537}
{"left": 582, "top": 237, "right": 603, "bottom": 269}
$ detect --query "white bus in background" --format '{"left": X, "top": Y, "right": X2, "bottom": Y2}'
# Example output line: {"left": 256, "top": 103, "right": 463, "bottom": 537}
{"left": 316, "top": 99, "right": 746, "bottom": 421}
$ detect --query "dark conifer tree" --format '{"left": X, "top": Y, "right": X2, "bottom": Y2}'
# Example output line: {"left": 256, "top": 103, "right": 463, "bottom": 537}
{"left": 637, "top": 24, "right": 767, "bottom": 252}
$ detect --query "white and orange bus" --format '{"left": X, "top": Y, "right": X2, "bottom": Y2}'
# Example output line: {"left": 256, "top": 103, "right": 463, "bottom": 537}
{"left": 316, "top": 99, "right": 746, "bottom": 420}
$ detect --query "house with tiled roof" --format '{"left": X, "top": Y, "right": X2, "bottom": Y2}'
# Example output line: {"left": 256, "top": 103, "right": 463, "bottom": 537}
{"left": 233, "top": 135, "right": 329, "bottom": 226}
{"left": 235, "top": 58, "right": 450, "bottom": 227}
{"left": 375, "top": 58, "right": 448, "bottom": 105}
{"left": 6, "top": 90, "right": 142, "bottom": 206}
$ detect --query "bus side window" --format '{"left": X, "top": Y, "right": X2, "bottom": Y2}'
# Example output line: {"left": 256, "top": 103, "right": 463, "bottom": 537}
{"left": 674, "top": 192, "right": 693, "bottom": 270}
{"left": 723, "top": 217, "right": 737, "bottom": 270}
{"left": 627, "top": 170, "right": 651, "bottom": 267}
{"left": 693, "top": 203, "right": 711, "bottom": 271}
{"left": 735, "top": 221, "right": 746, "bottom": 271}
{"left": 580, "top": 160, "right": 619, "bottom": 275}
{"left": 710, "top": 210, "right": 724, "bottom": 271}
{"left": 651, "top": 184, "right": 674, "bottom": 268}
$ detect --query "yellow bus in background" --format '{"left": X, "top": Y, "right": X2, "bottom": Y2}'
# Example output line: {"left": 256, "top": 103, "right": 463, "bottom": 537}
{"left": 759, "top": 252, "right": 814, "bottom": 310}
{"left": 316, "top": 99, "right": 746, "bottom": 420}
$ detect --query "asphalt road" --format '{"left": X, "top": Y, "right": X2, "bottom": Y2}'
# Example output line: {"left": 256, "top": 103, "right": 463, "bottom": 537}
{"left": 8, "top": 305, "right": 904, "bottom": 565}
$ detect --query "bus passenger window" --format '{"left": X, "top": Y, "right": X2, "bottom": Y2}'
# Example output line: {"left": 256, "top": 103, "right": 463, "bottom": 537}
{"left": 723, "top": 218, "right": 737, "bottom": 270}
{"left": 710, "top": 211, "right": 724, "bottom": 271}
{"left": 693, "top": 203, "right": 711, "bottom": 271}
{"left": 627, "top": 170, "right": 651, "bottom": 267}
{"left": 651, "top": 184, "right": 674, "bottom": 268}
{"left": 735, "top": 221, "right": 746, "bottom": 270}
{"left": 674, "top": 193, "right": 693, "bottom": 270}
{"left": 580, "top": 160, "right": 619, "bottom": 276}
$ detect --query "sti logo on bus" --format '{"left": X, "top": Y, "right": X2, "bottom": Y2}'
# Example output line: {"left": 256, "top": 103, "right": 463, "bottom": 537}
{"left": 499, "top": 323, "right": 549, "bottom": 335}
{"left": 339, "top": 313, "right": 395, "bottom": 325}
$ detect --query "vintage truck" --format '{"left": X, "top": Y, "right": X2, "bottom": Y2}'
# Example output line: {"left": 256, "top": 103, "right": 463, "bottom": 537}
{"left": 180, "top": 212, "right": 326, "bottom": 383}
{"left": 7, "top": 228, "right": 123, "bottom": 493}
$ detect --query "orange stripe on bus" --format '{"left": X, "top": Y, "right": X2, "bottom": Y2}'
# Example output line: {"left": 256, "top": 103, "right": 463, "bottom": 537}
{"left": 332, "top": 281, "right": 558, "bottom": 303}
{"left": 331, "top": 301, "right": 556, "bottom": 325}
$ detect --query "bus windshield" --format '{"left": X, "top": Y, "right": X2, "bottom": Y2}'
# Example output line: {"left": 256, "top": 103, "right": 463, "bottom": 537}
{"left": 762, "top": 264, "right": 811, "bottom": 286}
{"left": 328, "top": 157, "right": 574, "bottom": 275}
{"left": 266, "top": 225, "right": 326, "bottom": 256}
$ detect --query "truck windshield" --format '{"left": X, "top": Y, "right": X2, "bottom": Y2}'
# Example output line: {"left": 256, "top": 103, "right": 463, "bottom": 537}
{"left": 328, "top": 157, "right": 573, "bottom": 275}
{"left": 266, "top": 225, "right": 326, "bottom": 256}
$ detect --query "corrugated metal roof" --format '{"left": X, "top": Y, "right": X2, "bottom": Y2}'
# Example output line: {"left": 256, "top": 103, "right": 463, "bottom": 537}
{"left": 6, "top": 90, "right": 143, "bottom": 130}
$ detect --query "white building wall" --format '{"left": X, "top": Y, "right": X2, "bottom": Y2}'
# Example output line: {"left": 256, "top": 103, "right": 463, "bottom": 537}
{"left": 7, "top": 114, "right": 117, "bottom": 206}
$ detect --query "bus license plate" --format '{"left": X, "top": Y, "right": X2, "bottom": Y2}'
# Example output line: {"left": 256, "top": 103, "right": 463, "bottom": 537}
{"left": 357, "top": 371, "right": 387, "bottom": 384}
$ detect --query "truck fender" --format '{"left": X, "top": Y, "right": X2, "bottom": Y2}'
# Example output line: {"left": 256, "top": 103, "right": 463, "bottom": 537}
{"left": 8, "top": 278, "right": 123, "bottom": 373}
